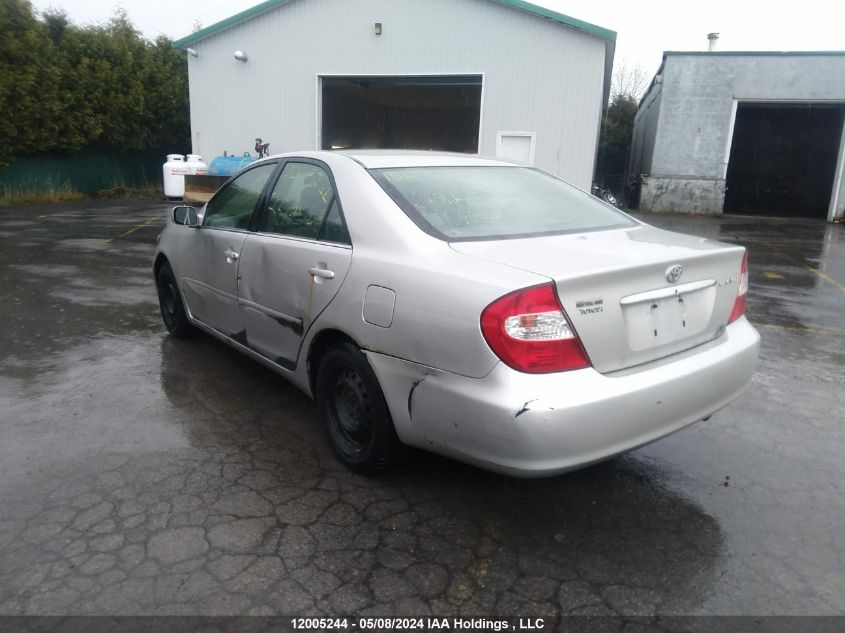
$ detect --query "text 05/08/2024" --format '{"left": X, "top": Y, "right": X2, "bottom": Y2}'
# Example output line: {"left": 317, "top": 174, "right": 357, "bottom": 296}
{"left": 290, "top": 618, "right": 547, "bottom": 631}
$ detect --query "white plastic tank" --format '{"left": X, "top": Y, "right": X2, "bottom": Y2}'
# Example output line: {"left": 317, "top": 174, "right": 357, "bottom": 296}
{"left": 163, "top": 154, "right": 188, "bottom": 198}
{"left": 185, "top": 154, "right": 208, "bottom": 176}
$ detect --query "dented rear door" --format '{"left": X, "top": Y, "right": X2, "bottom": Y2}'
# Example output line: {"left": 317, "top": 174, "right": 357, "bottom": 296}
{"left": 237, "top": 160, "right": 352, "bottom": 368}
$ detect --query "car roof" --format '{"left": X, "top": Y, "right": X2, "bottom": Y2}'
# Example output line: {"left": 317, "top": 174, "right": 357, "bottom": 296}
{"left": 257, "top": 150, "right": 515, "bottom": 169}
{"left": 336, "top": 150, "right": 512, "bottom": 169}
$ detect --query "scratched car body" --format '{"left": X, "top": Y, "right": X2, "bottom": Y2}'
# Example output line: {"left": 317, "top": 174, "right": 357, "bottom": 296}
{"left": 153, "top": 151, "right": 760, "bottom": 477}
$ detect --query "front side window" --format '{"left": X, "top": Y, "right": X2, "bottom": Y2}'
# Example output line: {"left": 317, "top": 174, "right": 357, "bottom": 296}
{"left": 203, "top": 163, "right": 277, "bottom": 230}
{"left": 371, "top": 166, "right": 636, "bottom": 241}
{"left": 260, "top": 162, "right": 350, "bottom": 244}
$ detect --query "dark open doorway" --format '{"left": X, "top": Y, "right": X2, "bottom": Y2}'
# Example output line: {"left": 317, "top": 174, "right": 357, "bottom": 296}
{"left": 320, "top": 75, "right": 482, "bottom": 153}
{"left": 724, "top": 102, "right": 845, "bottom": 218}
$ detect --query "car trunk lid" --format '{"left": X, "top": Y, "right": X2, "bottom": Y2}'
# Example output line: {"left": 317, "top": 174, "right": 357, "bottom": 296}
{"left": 451, "top": 225, "right": 746, "bottom": 373}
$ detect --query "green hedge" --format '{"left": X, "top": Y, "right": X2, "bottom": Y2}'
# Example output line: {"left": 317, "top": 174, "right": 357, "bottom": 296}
{"left": 0, "top": 1, "right": 189, "bottom": 171}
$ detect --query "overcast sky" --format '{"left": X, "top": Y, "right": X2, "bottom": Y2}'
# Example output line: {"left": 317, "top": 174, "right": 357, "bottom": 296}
{"left": 29, "top": 0, "right": 845, "bottom": 76}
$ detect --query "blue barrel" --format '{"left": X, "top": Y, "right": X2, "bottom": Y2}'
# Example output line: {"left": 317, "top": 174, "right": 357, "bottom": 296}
{"left": 208, "top": 152, "right": 254, "bottom": 176}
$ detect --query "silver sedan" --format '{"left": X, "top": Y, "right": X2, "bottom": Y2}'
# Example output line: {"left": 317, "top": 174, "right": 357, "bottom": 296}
{"left": 154, "top": 151, "right": 759, "bottom": 477}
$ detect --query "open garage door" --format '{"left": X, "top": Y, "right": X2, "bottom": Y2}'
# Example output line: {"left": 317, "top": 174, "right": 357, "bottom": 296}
{"left": 320, "top": 75, "right": 482, "bottom": 153}
{"left": 724, "top": 102, "right": 845, "bottom": 218}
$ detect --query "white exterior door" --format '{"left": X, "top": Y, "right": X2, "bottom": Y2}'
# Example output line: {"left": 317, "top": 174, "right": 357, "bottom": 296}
{"left": 496, "top": 132, "right": 536, "bottom": 166}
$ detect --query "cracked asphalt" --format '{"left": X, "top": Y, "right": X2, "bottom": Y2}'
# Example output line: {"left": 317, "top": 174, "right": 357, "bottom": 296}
{"left": 0, "top": 200, "right": 843, "bottom": 618}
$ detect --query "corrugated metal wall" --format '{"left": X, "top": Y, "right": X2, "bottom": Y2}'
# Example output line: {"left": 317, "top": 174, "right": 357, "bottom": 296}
{"left": 184, "top": 0, "right": 607, "bottom": 190}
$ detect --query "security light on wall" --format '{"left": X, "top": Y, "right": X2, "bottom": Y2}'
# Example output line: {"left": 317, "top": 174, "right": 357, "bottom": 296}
{"left": 234, "top": 50, "right": 248, "bottom": 62}
{"left": 186, "top": 48, "right": 198, "bottom": 57}
{"left": 374, "top": 22, "right": 382, "bottom": 35}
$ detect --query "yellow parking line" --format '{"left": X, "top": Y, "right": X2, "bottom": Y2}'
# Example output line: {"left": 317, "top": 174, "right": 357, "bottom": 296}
{"left": 808, "top": 267, "right": 845, "bottom": 295}
{"left": 762, "top": 271, "right": 785, "bottom": 280}
{"left": 102, "top": 214, "right": 160, "bottom": 244}
{"left": 118, "top": 217, "right": 157, "bottom": 238}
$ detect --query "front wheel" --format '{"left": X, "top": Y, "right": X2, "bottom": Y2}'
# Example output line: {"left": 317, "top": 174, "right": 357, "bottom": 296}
{"left": 156, "top": 263, "right": 194, "bottom": 338}
{"left": 316, "top": 343, "right": 401, "bottom": 473}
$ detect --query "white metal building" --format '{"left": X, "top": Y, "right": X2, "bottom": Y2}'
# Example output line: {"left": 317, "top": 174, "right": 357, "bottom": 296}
{"left": 174, "top": 0, "right": 616, "bottom": 190}
{"left": 629, "top": 51, "right": 845, "bottom": 222}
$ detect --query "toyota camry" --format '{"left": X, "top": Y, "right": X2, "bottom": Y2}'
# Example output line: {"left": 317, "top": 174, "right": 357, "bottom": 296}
{"left": 154, "top": 151, "right": 759, "bottom": 477}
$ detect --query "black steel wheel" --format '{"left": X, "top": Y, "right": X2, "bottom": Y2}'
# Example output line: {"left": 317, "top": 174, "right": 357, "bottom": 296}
{"left": 316, "top": 342, "right": 400, "bottom": 473}
{"left": 156, "top": 263, "right": 194, "bottom": 338}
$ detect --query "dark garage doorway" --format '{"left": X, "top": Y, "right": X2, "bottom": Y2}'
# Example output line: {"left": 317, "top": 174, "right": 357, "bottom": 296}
{"left": 724, "top": 102, "right": 845, "bottom": 218}
{"left": 320, "top": 75, "right": 482, "bottom": 153}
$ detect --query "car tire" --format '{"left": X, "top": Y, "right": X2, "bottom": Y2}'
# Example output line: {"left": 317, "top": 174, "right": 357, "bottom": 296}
{"left": 156, "top": 263, "right": 194, "bottom": 338}
{"left": 316, "top": 342, "right": 401, "bottom": 474}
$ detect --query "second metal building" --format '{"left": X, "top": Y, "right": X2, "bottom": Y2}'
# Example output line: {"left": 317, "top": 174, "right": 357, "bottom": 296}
{"left": 629, "top": 51, "right": 845, "bottom": 222}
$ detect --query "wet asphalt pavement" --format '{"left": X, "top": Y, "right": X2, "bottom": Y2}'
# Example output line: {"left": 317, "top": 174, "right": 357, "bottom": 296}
{"left": 0, "top": 200, "right": 843, "bottom": 618}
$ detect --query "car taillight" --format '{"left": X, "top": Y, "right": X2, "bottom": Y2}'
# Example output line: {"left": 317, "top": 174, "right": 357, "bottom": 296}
{"left": 728, "top": 250, "right": 748, "bottom": 324}
{"left": 480, "top": 283, "right": 590, "bottom": 374}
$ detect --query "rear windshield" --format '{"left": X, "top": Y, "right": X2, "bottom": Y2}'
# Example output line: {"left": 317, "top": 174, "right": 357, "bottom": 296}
{"left": 370, "top": 166, "right": 636, "bottom": 241}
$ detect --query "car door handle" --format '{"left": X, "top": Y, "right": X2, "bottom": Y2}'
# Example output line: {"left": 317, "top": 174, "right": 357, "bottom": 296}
{"left": 308, "top": 267, "right": 335, "bottom": 279}
{"left": 224, "top": 249, "right": 239, "bottom": 261}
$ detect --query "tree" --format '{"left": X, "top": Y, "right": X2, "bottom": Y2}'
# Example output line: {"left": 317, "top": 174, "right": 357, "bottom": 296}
{"left": 597, "top": 93, "right": 639, "bottom": 182}
{"left": 595, "top": 60, "right": 649, "bottom": 196}
{"left": 140, "top": 35, "right": 191, "bottom": 150}
{"left": 42, "top": 8, "right": 69, "bottom": 44}
{"left": 0, "top": 1, "right": 189, "bottom": 168}
{"left": 0, "top": 0, "right": 62, "bottom": 168}
{"left": 611, "top": 60, "right": 649, "bottom": 101}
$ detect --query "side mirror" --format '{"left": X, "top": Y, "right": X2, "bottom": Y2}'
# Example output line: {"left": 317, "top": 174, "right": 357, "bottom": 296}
{"left": 172, "top": 206, "right": 199, "bottom": 227}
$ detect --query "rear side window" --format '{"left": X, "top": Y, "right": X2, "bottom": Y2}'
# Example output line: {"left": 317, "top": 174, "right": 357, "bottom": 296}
{"left": 371, "top": 166, "right": 635, "bottom": 241}
{"left": 203, "top": 163, "right": 276, "bottom": 230}
{"left": 320, "top": 200, "right": 350, "bottom": 245}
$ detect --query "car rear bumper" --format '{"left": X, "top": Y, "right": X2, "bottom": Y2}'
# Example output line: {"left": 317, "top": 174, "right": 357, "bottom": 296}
{"left": 367, "top": 318, "right": 760, "bottom": 477}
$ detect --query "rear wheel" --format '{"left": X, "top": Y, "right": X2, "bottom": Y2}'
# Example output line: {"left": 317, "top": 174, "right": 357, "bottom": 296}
{"left": 316, "top": 342, "right": 401, "bottom": 473}
{"left": 156, "top": 263, "right": 194, "bottom": 338}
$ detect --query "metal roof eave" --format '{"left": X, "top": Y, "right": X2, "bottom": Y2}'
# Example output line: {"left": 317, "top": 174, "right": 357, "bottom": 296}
{"left": 172, "top": 0, "right": 293, "bottom": 49}
{"left": 172, "top": 0, "right": 617, "bottom": 49}
{"left": 663, "top": 50, "right": 845, "bottom": 57}
{"left": 487, "top": 0, "right": 616, "bottom": 42}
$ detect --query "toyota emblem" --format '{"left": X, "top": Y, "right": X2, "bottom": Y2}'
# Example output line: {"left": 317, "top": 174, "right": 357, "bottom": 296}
{"left": 666, "top": 264, "right": 684, "bottom": 284}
